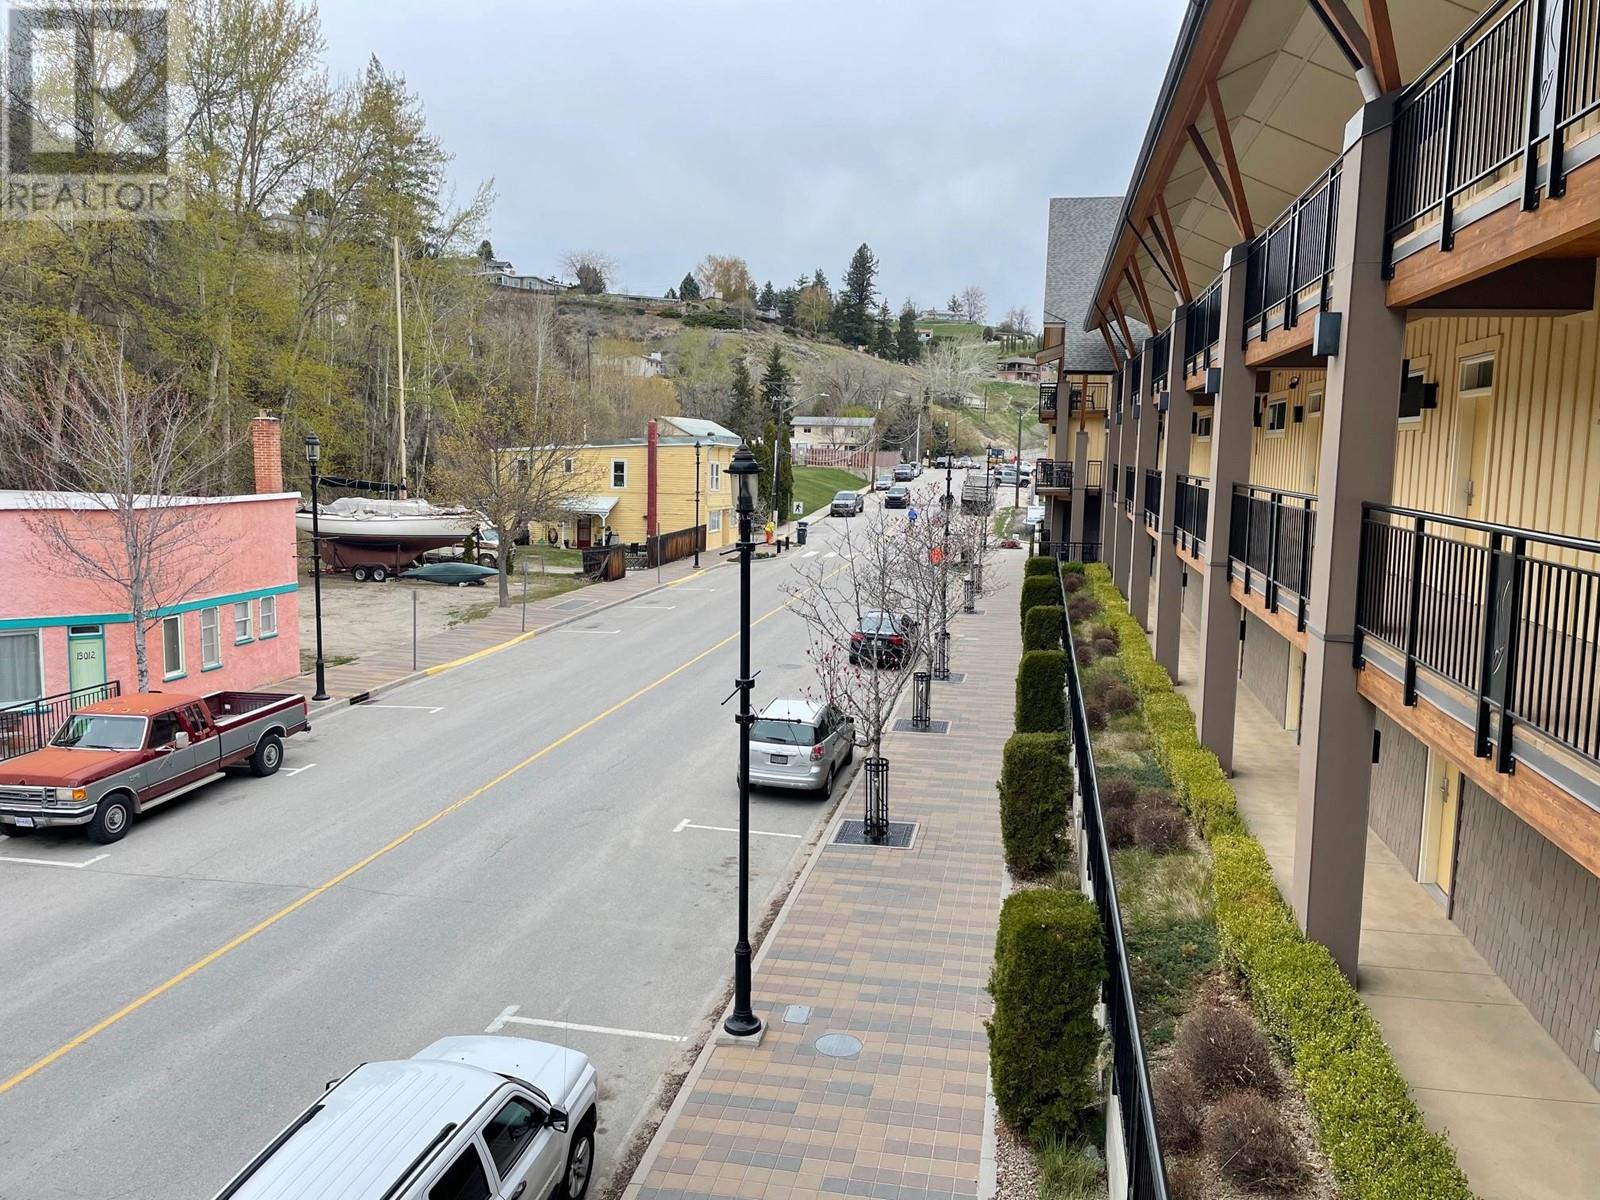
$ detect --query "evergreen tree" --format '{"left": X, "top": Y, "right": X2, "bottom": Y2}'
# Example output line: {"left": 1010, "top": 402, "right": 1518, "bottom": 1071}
{"left": 896, "top": 303, "right": 922, "bottom": 363}
{"left": 776, "top": 285, "right": 799, "bottom": 326}
{"left": 759, "top": 343, "right": 792, "bottom": 418}
{"left": 833, "top": 243, "right": 878, "bottom": 347}
{"left": 727, "top": 352, "right": 758, "bottom": 441}
{"left": 757, "top": 280, "right": 777, "bottom": 310}
{"left": 679, "top": 272, "right": 703, "bottom": 301}
{"left": 948, "top": 293, "right": 961, "bottom": 315}
{"left": 872, "top": 301, "right": 894, "bottom": 358}
{"left": 665, "top": 286, "right": 678, "bottom": 300}
{"left": 812, "top": 268, "right": 829, "bottom": 292}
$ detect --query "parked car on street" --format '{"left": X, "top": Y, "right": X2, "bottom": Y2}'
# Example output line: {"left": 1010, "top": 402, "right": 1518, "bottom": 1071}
{"left": 884, "top": 483, "right": 911, "bottom": 509}
{"left": 934, "top": 455, "right": 951, "bottom": 468}
{"left": 873, "top": 471, "right": 895, "bottom": 491}
{"left": 957, "top": 455, "right": 976, "bottom": 468}
{"left": 830, "top": 490, "right": 865, "bottom": 517}
{"left": 745, "top": 698, "right": 854, "bottom": 797}
{"left": 893, "top": 463, "right": 915, "bottom": 482}
{"left": 849, "top": 611, "right": 920, "bottom": 669}
{"left": 210, "top": 1035, "right": 599, "bottom": 1200}
{"left": 0, "top": 690, "right": 310, "bottom": 843}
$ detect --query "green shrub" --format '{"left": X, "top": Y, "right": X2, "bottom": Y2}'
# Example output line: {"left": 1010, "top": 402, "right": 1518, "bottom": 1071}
{"left": 998, "top": 732, "right": 1071, "bottom": 875}
{"left": 1025, "top": 555, "right": 1058, "bottom": 578}
{"left": 988, "top": 888, "right": 1105, "bottom": 1140}
{"left": 1024, "top": 605, "right": 1063, "bottom": 652}
{"left": 682, "top": 309, "right": 740, "bottom": 329}
{"left": 1016, "top": 650, "right": 1066, "bottom": 733}
{"left": 1062, "top": 560, "right": 1086, "bottom": 575}
{"left": 1021, "top": 574, "right": 1059, "bottom": 630}
{"left": 658, "top": 307, "right": 683, "bottom": 318}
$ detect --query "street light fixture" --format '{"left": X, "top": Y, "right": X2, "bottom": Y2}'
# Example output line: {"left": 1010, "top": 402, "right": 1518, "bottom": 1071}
{"left": 724, "top": 444, "right": 763, "bottom": 1041}
{"left": 304, "top": 432, "right": 330, "bottom": 703}
{"left": 693, "top": 440, "right": 702, "bottom": 568}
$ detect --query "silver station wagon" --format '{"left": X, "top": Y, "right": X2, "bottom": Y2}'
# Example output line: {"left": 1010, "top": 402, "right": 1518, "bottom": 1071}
{"left": 745, "top": 698, "right": 854, "bottom": 797}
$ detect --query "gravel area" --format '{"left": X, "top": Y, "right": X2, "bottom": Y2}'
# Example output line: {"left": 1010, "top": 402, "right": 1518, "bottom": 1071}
{"left": 995, "top": 1117, "right": 1047, "bottom": 1200}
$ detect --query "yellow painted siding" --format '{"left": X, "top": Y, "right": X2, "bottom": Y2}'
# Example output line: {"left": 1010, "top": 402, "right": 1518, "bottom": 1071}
{"left": 545, "top": 438, "right": 739, "bottom": 550}
{"left": 1247, "top": 367, "right": 1327, "bottom": 494}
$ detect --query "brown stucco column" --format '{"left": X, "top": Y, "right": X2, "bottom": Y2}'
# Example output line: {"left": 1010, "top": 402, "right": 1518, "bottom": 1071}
{"left": 1293, "top": 97, "right": 1406, "bottom": 981}
{"left": 1154, "top": 309, "right": 1191, "bottom": 679}
{"left": 1102, "top": 371, "right": 1126, "bottom": 585}
{"left": 1197, "top": 244, "right": 1252, "bottom": 773}
{"left": 1127, "top": 338, "right": 1160, "bottom": 629}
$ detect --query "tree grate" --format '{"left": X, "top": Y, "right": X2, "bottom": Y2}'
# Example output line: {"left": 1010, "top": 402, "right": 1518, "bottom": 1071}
{"left": 893, "top": 718, "right": 950, "bottom": 734}
{"left": 833, "top": 819, "right": 918, "bottom": 848}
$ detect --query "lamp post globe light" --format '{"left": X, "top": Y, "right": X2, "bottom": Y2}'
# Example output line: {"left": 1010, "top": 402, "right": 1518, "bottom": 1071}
{"left": 304, "top": 432, "right": 330, "bottom": 703}
{"left": 724, "top": 443, "right": 763, "bottom": 1040}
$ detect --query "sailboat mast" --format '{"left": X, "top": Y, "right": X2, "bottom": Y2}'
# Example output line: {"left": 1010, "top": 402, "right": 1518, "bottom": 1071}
{"left": 393, "top": 234, "right": 407, "bottom": 497}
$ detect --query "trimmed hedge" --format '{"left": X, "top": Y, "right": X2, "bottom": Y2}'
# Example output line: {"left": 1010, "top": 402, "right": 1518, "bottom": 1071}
{"left": 1062, "top": 560, "right": 1086, "bottom": 575}
{"left": 1016, "top": 649, "right": 1066, "bottom": 733}
{"left": 998, "top": 731, "right": 1072, "bottom": 874}
{"left": 988, "top": 887, "right": 1105, "bottom": 1140}
{"left": 1025, "top": 555, "right": 1058, "bottom": 578}
{"left": 1020, "top": 574, "right": 1058, "bottom": 630}
{"left": 1024, "top": 605, "right": 1063, "bottom": 652}
{"left": 1076, "top": 566, "right": 1473, "bottom": 1200}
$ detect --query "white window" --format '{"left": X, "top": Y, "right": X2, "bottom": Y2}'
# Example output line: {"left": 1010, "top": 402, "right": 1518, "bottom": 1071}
{"left": 1195, "top": 413, "right": 1213, "bottom": 439}
{"left": 708, "top": 508, "right": 723, "bottom": 532}
{"left": 1266, "top": 398, "right": 1288, "bottom": 435}
{"left": 259, "top": 594, "right": 278, "bottom": 638}
{"left": 0, "top": 630, "right": 42, "bottom": 706}
{"left": 233, "top": 601, "right": 252, "bottom": 643}
{"left": 1458, "top": 354, "right": 1495, "bottom": 395}
{"left": 162, "top": 615, "right": 185, "bottom": 679}
{"left": 1307, "top": 390, "right": 1324, "bottom": 416}
{"left": 562, "top": 457, "right": 574, "bottom": 475}
{"left": 200, "top": 608, "right": 222, "bottom": 669}
{"left": 709, "top": 462, "right": 722, "bottom": 491}
{"left": 611, "top": 459, "right": 627, "bottom": 488}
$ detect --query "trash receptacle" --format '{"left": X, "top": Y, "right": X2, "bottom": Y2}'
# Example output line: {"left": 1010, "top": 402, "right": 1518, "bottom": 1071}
{"left": 797, "top": 522, "right": 808, "bottom": 546}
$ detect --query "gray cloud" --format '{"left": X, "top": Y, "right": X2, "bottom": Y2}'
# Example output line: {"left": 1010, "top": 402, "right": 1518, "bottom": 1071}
{"left": 320, "top": 0, "right": 1184, "bottom": 319}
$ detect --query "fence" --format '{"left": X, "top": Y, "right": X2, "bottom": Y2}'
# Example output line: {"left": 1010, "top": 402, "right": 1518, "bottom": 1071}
{"left": 1356, "top": 504, "right": 1600, "bottom": 773}
{"left": 0, "top": 681, "right": 122, "bottom": 763}
{"left": 1243, "top": 159, "right": 1340, "bottom": 343}
{"left": 1174, "top": 475, "right": 1209, "bottom": 557}
{"left": 1228, "top": 485, "right": 1317, "bottom": 627}
{"left": 1058, "top": 575, "right": 1169, "bottom": 1199}
{"left": 581, "top": 544, "right": 626, "bottom": 581}
{"left": 647, "top": 524, "right": 706, "bottom": 568}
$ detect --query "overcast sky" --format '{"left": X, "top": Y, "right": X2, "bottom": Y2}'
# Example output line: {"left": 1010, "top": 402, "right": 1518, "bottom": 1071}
{"left": 319, "top": 0, "right": 1185, "bottom": 322}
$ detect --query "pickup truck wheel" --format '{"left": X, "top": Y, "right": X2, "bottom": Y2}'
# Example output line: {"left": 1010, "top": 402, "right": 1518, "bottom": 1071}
{"left": 556, "top": 1116, "right": 595, "bottom": 1200}
{"left": 88, "top": 794, "right": 132, "bottom": 844}
{"left": 250, "top": 733, "right": 283, "bottom": 777}
{"left": 477, "top": 553, "right": 498, "bottom": 567}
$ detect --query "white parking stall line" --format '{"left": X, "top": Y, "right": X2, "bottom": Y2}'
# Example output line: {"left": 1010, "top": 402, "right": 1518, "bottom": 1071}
{"left": 802, "top": 550, "right": 819, "bottom": 558}
{"left": 280, "top": 763, "right": 317, "bottom": 777}
{"left": 626, "top": 605, "right": 677, "bottom": 611}
{"left": 672, "top": 818, "right": 802, "bottom": 839}
{"left": 551, "top": 628, "right": 622, "bottom": 635}
{"left": 0, "top": 853, "right": 109, "bottom": 870}
{"left": 485, "top": 1005, "right": 684, "bottom": 1043}
{"left": 359, "top": 704, "right": 445, "bottom": 714}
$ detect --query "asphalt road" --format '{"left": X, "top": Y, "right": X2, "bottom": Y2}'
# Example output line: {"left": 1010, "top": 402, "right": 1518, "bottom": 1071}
{"left": 0, "top": 471, "right": 972, "bottom": 1200}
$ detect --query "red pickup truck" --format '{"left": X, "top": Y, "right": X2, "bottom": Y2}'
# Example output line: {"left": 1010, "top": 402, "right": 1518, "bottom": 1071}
{"left": 0, "top": 690, "right": 310, "bottom": 844}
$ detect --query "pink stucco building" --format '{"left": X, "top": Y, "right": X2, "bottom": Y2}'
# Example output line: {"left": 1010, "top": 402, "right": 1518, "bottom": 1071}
{"left": 0, "top": 490, "right": 301, "bottom": 706}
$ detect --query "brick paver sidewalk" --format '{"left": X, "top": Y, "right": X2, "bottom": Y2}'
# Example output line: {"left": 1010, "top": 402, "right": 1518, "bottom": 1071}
{"left": 623, "top": 556, "right": 1021, "bottom": 1200}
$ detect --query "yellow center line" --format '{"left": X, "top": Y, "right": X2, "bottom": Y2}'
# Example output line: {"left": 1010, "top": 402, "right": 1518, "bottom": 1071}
{"left": 0, "top": 575, "right": 834, "bottom": 1097}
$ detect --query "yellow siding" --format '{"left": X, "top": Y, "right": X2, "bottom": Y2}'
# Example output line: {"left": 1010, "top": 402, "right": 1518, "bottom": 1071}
{"left": 547, "top": 439, "right": 739, "bottom": 549}
{"left": 1247, "top": 367, "right": 1327, "bottom": 494}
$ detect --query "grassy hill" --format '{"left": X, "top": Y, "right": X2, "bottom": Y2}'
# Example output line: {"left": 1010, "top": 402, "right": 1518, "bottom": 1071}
{"left": 793, "top": 466, "right": 867, "bottom": 516}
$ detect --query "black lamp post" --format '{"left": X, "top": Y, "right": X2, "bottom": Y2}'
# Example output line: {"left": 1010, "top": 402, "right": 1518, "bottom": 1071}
{"left": 724, "top": 443, "right": 763, "bottom": 1040}
{"left": 693, "top": 440, "right": 702, "bottom": 568}
{"left": 304, "top": 432, "right": 330, "bottom": 702}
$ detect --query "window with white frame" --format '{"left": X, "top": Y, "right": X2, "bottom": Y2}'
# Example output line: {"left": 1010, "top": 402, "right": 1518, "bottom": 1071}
{"left": 233, "top": 601, "right": 252, "bottom": 643}
{"left": 562, "top": 457, "right": 574, "bottom": 475}
{"left": 1266, "top": 397, "right": 1288, "bottom": 434}
{"left": 162, "top": 615, "right": 185, "bottom": 679}
{"left": 0, "top": 630, "right": 42, "bottom": 705}
{"left": 1195, "top": 413, "right": 1213, "bottom": 439}
{"left": 708, "top": 508, "right": 723, "bottom": 532}
{"left": 1307, "top": 390, "right": 1324, "bottom": 416}
{"left": 710, "top": 461, "right": 721, "bottom": 491}
{"left": 1458, "top": 354, "right": 1495, "bottom": 395}
{"left": 611, "top": 459, "right": 627, "bottom": 488}
{"left": 200, "top": 608, "right": 222, "bottom": 669}
{"left": 259, "top": 594, "right": 278, "bottom": 638}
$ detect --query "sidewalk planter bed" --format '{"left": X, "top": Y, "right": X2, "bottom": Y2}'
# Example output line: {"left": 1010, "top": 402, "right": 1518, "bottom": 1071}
{"left": 1081, "top": 565, "right": 1473, "bottom": 1200}
{"left": 997, "top": 731, "right": 1071, "bottom": 875}
{"left": 988, "top": 887, "right": 1104, "bottom": 1142}
{"left": 1015, "top": 649, "right": 1065, "bottom": 733}
{"left": 1023, "top": 604, "right": 1063, "bottom": 652}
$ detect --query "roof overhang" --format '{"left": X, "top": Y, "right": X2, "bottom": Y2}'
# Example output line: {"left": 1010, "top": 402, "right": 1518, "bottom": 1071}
{"left": 559, "top": 495, "right": 619, "bottom": 518}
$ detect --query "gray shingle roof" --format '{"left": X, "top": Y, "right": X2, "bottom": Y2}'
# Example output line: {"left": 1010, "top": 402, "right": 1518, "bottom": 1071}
{"left": 1043, "top": 197, "right": 1148, "bottom": 373}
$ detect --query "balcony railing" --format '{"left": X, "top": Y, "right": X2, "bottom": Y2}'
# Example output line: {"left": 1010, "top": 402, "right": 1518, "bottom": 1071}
{"left": 1244, "top": 159, "right": 1341, "bottom": 344}
{"left": 1084, "top": 459, "right": 1104, "bottom": 491}
{"left": 1036, "top": 459, "right": 1073, "bottom": 491}
{"left": 1228, "top": 485, "right": 1318, "bottom": 628}
{"left": 0, "top": 682, "right": 122, "bottom": 763}
{"left": 1144, "top": 468, "right": 1162, "bottom": 529}
{"left": 1041, "top": 539, "right": 1102, "bottom": 564}
{"left": 1149, "top": 327, "right": 1171, "bottom": 391}
{"left": 1123, "top": 464, "right": 1136, "bottom": 513}
{"left": 1175, "top": 475, "right": 1209, "bottom": 557}
{"left": 1058, "top": 574, "right": 1170, "bottom": 1199}
{"left": 1182, "top": 276, "right": 1222, "bottom": 379}
{"left": 1357, "top": 505, "right": 1600, "bottom": 774}
{"left": 1039, "top": 381, "right": 1058, "bottom": 423}
{"left": 1386, "top": 0, "right": 1600, "bottom": 266}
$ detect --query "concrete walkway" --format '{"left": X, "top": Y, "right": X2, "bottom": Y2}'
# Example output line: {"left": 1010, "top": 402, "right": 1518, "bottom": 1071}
{"left": 623, "top": 560, "right": 1021, "bottom": 1200}
{"left": 278, "top": 555, "right": 729, "bottom": 705}
{"left": 1168, "top": 610, "right": 1600, "bottom": 1200}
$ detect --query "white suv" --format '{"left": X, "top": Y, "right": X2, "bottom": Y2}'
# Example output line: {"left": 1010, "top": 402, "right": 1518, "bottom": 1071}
{"left": 212, "top": 1036, "right": 599, "bottom": 1200}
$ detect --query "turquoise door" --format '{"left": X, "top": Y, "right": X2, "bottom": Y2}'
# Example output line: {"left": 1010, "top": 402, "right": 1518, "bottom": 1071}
{"left": 67, "top": 626, "right": 107, "bottom": 692}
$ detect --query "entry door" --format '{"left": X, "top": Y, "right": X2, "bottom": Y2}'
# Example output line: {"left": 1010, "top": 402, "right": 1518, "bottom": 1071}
{"left": 576, "top": 517, "right": 593, "bottom": 549}
{"left": 67, "top": 626, "right": 106, "bottom": 692}
{"left": 1451, "top": 378, "right": 1493, "bottom": 520}
{"left": 1419, "top": 752, "right": 1462, "bottom": 900}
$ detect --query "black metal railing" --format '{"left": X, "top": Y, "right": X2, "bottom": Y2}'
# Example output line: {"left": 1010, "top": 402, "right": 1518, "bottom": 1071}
{"left": 1149, "top": 328, "right": 1171, "bottom": 392}
{"left": 1182, "top": 276, "right": 1222, "bottom": 379}
{"left": 1059, "top": 576, "right": 1169, "bottom": 1199}
{"left": 1036, "top": 460, "right": 1074, "bottom": 490}
{"left": 1040, "top": 381, "right": 1059, "bottom": 423}
{"left": 1122, "top": 465, "right": 1136, "bottom": 513}
{"left": 1085, "top": 459, "right": 1104, "bottom": 491}
{"left": 0, "top": 681, "right": 123, "bottom": 763}
{"left": 1357, "top": 505, "right": 1600, "bottom": 773}
{"left": 1244, "top": 159, "right": 1341, "bottom": 343}
{"left": 1144, "top": 468, "right": 1163, "bottom": 529}
{"left": 1042, "top": 540, "right": 1102, "bottom": 564}
{"left": 1228, "top": 485, "right": 1318, "bottom": 628}
{"left": 1175, "top": 475, "right": 1210, "bottom": 557}
{"left": 1386, "top": 0, "right": 1600, "bottom": 265}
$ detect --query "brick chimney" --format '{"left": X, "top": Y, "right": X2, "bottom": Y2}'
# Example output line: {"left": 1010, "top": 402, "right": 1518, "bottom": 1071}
{"left": 250, "top": 413, "right": 284, "bottom": 494}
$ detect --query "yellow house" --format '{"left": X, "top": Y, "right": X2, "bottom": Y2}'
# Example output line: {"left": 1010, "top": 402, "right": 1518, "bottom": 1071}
{"left": 541, "top": 416, "right": 740, "bottom": 552}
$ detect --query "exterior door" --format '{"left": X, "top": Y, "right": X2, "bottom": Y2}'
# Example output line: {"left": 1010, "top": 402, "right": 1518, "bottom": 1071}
{"left": 1451, "top": 375, "right": 1494, "bottom": 520}
{"left": 1419, "top": 752, "right": 1462, "bottom": 901}
{"left": 67, "top": 626, "right": 106, "bottom": 692}
{"left": 576, "top": 517, "right": 593, "bottom": 548}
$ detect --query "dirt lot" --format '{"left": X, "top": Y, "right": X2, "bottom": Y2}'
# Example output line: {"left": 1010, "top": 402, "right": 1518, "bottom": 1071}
{"left": 295, "top": 568, "right": 584, "bottom": 669}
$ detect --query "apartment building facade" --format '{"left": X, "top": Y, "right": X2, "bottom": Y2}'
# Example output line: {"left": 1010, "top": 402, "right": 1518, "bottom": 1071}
{"left": 1056, "top": 0, "right": 1600, "bottom": 1115}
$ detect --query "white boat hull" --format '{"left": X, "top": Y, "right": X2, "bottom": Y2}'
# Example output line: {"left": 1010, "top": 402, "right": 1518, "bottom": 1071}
{"left": 295, "top": 511, "right": 478, "bottom": 542}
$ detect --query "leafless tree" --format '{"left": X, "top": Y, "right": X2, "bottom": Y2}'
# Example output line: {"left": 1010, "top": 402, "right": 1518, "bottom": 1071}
{"left": 919, "top": 338, "right": 993, "bottom": 408}
{"left": 959, "top": 285, "right": 988, "bottom": 324}
{"left": 560, "top": 250, "right": 617, "bottom": 294}
{"left": 0, "top": 345, "right": 234, "bottom": 692}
